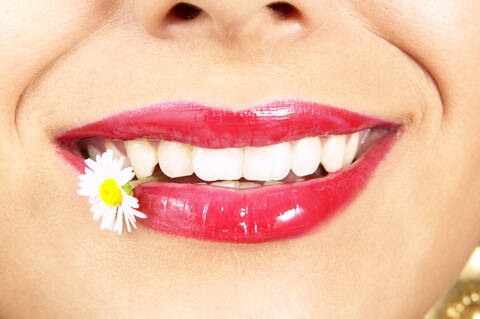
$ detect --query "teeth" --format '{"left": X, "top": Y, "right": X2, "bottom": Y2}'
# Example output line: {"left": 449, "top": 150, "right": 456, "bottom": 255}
{"left": 291, "top": 137, "right": 322, "bottom": 177}
{"left": 243, "top": 142, "right": 291, "bottom": 181}
{"left": 210, "top": 181, "right": 260, "bottom": 189}
{"left": 87, "top": 145, "right": 101, "bottom": 160}
{"left": 124, "top": 139, "right": 158, "bottom": 178}
{"left": 87, "top": 130, "right": 369, "bottom": 183}
{"left": 211, "top": 180, "right": 240, "bottom": 188}
{"left": 157, "top": 141, "right": 194, "bottom": 178}
{"left": 264, "top": 180, "right": 282, "bottom": 185}
{"left": 343, "top": 132, "right": 359, "bottom": 167}
{"left": 321, "top": 135, "right": 346, "bottom": 173}
{"left": 192, "top": 147, "right": 243, "bottom": 181}
{"left": 239, "top": 182, "right": 261, "bottom": 189}
{"left": 105, "top": 140, "right": 130, "bottom": 168}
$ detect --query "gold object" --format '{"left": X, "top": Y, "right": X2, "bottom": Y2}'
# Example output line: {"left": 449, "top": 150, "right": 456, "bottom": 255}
{"left": 424, "top": 247, "right": 480, "bottom": 319}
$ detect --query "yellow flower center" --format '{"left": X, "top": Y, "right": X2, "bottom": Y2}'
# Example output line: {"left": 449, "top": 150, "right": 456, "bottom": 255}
{"left": 99, "top": 178, "right": 122, "bottom": 207}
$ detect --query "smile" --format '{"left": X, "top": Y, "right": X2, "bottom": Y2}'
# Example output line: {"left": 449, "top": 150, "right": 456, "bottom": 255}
{"left": 56, "top": 100, "right": 400, "bottom": 243}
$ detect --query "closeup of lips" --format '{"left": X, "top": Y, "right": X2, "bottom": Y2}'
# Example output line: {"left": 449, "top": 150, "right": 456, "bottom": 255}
{"left": 56, "top": 100, "right": 400, "bottom": 243}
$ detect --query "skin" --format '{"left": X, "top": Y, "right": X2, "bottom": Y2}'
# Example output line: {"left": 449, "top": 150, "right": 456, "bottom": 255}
{"left": 0, "top": 0, "right": 479, "bottom": 318}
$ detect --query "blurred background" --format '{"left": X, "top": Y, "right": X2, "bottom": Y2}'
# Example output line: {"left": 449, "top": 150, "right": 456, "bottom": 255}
{"left": 425, "top": 247, "right": 480, "bottom": 319}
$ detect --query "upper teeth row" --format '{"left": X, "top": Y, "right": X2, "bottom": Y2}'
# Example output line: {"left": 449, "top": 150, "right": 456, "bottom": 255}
{"left": 87, "top": 131, "right": 367, "bottom": 182}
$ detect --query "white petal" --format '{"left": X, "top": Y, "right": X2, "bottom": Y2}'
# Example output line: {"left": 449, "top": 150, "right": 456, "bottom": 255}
{"left": 122, "top": 203, "right": 133, "bottom": 233}
{"left": 116, "top": 167, "right": 135, "bottom": 186}
{"left": 78, "top": 178, "right": 98, "bottom": 190}
{"left": 101, "top": 206, "right": 116, "bottom": 230}
{"left": 114, "top": 206, "right": 124, "bottom": 235}
{"left": 88, "top": 196, "right": 101, "bottom": 205}
{"left": 109, "top": 207, "right": 117, "bottom": 231}
{"left": 94, "top": 201, "right": 109, "bottom": 215}
{"left": 124, "top": 208, "right": 139, "bottom": 229}
{"left": 79, "top": 185, "right": 100, "bottom": 198}
{"left": 77, "top": 188, "right": 89, "bottom": 197}
{"left": 127, "top": 214, "right": 137, "bottom": 229}
{"left": 131, "top": 207, "right": 146, "bottom": 219}
{"left": 85, "top": 158, "right": 100, "bottom": 173}
{"left": 104, "top": 149, "right": 114, "bottom": 163}
{"left": 77, "top": 187, "right": 97, "bottom": 197}
{"left": 92, "top": 203, "right": 106, "bottom": 220}
{"left": 125, "top": 218, "right": 132, "bottom": 233}
{"left": 98, "top": 151, "right": 114, "bottom": 176}
{"left": 78, "top": 170, "right": 94, "bottom": 181}
{"left": 124, "top": 194, "right": 139, "bottom": 209}
{"left": 115, "top": 156, "right": 125, "bottom": 172}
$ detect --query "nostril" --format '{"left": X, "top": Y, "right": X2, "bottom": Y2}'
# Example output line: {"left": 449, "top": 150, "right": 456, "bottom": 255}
{"left": 166, "top": 2, "right": 203, "bottom": 22}
{"left": 266, "top": 2, "right": 301, "bottom": 20}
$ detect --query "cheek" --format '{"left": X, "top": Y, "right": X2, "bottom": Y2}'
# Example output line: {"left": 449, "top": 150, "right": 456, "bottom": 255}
{"left": 351, "top": 0, "right": 480, "bottom": 216}
{"left": 0, "top": 0, "right": 118, "bottom": 245}
{"left": 0, "top": 0, "right": 116, "bottom": 150}
{"left": 345, "top": 0, "right": 480, "bottom": 306}
{"left": 351, "top": 0, "right": 480, "bottom": 119}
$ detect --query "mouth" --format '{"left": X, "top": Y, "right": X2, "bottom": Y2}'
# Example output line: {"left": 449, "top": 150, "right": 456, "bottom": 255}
{"left": 56, "top": 99, "right": 400, "bottom": 243}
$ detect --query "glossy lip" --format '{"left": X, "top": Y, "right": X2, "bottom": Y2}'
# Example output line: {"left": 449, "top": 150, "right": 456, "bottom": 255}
{"left": 56, "top": 100, "right": 400, "bottom": 243}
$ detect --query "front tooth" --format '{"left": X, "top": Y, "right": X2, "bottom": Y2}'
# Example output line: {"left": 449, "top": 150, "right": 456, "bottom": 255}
{"left": 343, "top": 132, "right": 359, "bottom": 167}
{"left": 211, "top": 180, "right": 240, "bottom": 188}
{"left": 157, "top": 141, "right": 193, "bottom": 178}
{"left": 291, "top": 137, "right": 322, "bottom": 177}
{"left": 124, "top": 139, "right": 158, "bottom": 178}
{"left": 243, "top": 142, "right": 291, "bottom": 181}
{"left": 105, "top": 139, "right": 130, "bottom": 168}
{"left": 192, "top": 147, "right": 243, "bottom": 181}
{"left": 87, "top": 145, "right": 101, "bottom": 160}
{"left": 321, "top": 135, "right": 346, "bottom": 173}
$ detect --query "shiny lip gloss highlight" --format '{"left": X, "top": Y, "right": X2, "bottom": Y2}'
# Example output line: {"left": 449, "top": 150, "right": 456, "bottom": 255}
{"left": 56, "top": 100, "right": 400, "bottom": 243}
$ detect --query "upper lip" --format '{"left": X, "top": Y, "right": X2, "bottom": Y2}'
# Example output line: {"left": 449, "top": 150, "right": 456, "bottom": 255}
{"left": 56, "top": 99, "right": 401, "bottom": 243}
{"left": 56, "top": 99, "right": 398, "bottom": 147}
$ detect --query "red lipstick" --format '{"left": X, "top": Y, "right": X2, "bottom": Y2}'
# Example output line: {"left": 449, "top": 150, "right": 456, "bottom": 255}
{"left": 56, "top": 100, "right": 400, "bottom": 243}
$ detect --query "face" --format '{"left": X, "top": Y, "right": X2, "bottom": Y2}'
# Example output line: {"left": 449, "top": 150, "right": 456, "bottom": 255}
{"left": 1, "top": 1, "right": 480, "bottom": 318}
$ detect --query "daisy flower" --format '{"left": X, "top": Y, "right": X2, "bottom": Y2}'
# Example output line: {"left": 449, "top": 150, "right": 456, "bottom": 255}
{"left": 77, "top": 149, "right": 146, "bottom": 235}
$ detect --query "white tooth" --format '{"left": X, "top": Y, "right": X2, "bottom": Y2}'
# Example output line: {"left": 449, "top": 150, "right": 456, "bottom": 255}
{"left": 243, "top": 142, "right": 291, "bottom": 181}
{"left": 239, "top": 182, "right": 261, "bottom": 189}
{"left": 211, "top": 180, "right": 240, "bottom": 188}
{"left": 192, "top": 147, "right": 243, "bottom": 182}
{"left": 291, "top": 137, "right": 322, "bottom": 177}
{"left": 264, "top": 181, "right": 282, "bottom": 185}
{"left": 321, "top": 135, "right": 346, "bottom": 173}
{"left": 105, "top": 139, "right": 130, "bottom": 168}
{"left": 343, "top": 132, "right": 359, "bottom": 167}
{"left": 87, "top": 145, "right": 101, "bottom": 160}
{"left": 124, "top": 139, "right": 158, "bottom": 178}
{"left": 157, "top": 141, "right": 194, "bottom": 178}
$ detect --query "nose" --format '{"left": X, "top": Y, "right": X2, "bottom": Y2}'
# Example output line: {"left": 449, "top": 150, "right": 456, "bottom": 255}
{"left": 135, "top": 0, "right": 322, "bottom": 42}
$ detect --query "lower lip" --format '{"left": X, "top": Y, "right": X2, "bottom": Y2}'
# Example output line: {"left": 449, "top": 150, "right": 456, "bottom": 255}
{"left": 133, "top": 132, "right": 397, "bottom": 243}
